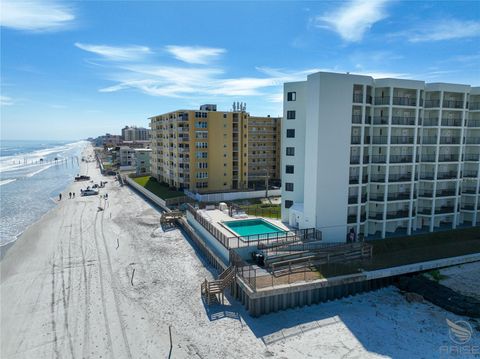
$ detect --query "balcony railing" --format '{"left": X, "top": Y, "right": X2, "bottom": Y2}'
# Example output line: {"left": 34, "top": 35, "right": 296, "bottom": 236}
{"left": 421, "top": 136, "right": 437, "bottom": 144}
{"left": 348, "top": 195, "right": 358, "bottom": 204}
{"left": 392, "top": 97, "right": 417, "bottom": 106}
{"left": 466, "top": 137, "right": 480, "bottom": 144}
{"left": 370, "top": 174, "right": 386, "bottom": 182}
{"left": 373, "top": 116, "right": 389, "bottom": 125}
{"left": 365, "top": 116, "right": 372, "bottom": 124}
{"left": 363, "top": 156, "right": 370, "bottom": 164}
{"left": 435, "top": 206, "right": 456, "bottom": 214}
{"left": 386, "top": 210, "right": 410, "bottom": 219}
{"left": 441, "top": 118, "right": 462, "bottom": 127}
{"left": 389, "top": 155, "right": 414, "bottom": 163}
{"left": 420, "top": 172, "right": 435, "bottom": 180}
{"left": 464, "top": 170, "right": 478, "bottom": 178}
{"left": 423, "top": 118, "right": 439, "bottom": 126}
{"left": 350, "top": 156, "right": 360, "bottom": 165}
{"left": 464, "top": 153, "right": 480, "bottom": 161}
{"left": 351, "top": 136, "right": 361, "bottom": 144}
{"left": 371, "top": 155, "right": 387, "bottom": 164}
{"left": 366, "top": 95, "right": 373, "bottom": 104}
{"left": 436, "top": 189, "right": 457, "bottom": 197}
{"left": 419, "top": 191, "right": 434, "bottom": 198}
{"left": 372, "top": 136, "right": 388, "bottom": 144}
{"left": 387, "top": 192, "right": 411, "bottom": 201}
{"left": 375, "top": 97, "right": 390, "bottom": 105}
{"left": 347, "top": 215, "right": 358, "bottom": 223}
{"left": 391, "top": 136, "right": 414, "bottom": 144}
{"left": 424, "top": 99, "right": 440, "bottom": 108}
{"left": 461, "top": 204, "right": 480, "bottom": 211}
{"left": 369, "top": 212, "right": 383, "bottom": 220}
{"left": 437, "top": 171, "right": 458, "bottom": 180}
{"left": 443, "top": 100, "right": 464, "bottom": 109}
{"left": 438, "top": 154, "right": 459, "bottom": 162}
{"left": 469, "top": 102, "right": 480, "bottom": 110}
{"left": 391, "top": 116, "right": 416, "bottom": 126}
{"left": 353, "top": 94, "right": 363, "bottom": 103}
{"left": 370, "top": 193, "right": 384, "bottom": 201}
{"left": 352, "top": 115, "right": 362, "bottom": 124}
{"left": 388, "top": 173, "right": 413, "bottom": 182}
{"left": 439, "top": 136, "right": 461, "bottom": 144}
{"left": 461, "top": 188, "right": 477, "bottom": 194}
{"left": 467, "top": 120, "right": 480, "bottom": 127}
{"left": 349, "top": 176, "right": 359, "bottom": 184}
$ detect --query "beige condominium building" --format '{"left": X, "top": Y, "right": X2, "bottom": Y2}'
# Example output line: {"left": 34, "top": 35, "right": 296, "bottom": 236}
{"left": 149, "top": 104, "right": 281, "bottom": 193}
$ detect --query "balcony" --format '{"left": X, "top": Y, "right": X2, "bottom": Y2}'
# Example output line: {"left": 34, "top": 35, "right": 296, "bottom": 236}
{"left": 443, "top": 100, "right": 464, "bottom": 109}
{"left": 370, "top": 193, "right": 385, "bottom": 201}
{"left": 420, "top": 172, "right": 435, "bottom": 180}
{"left": 439, "top": 137, "right": 461, "bottom": 145}
{"left": 419, "top": 191, "right": 434, "bottom": 198}
{"left": 372, "top": 136, "right": 388, "bottom": 144}
{"left": 349, "top": 176, "right": 359, "bottom": 184}
{"left": 374, "top": 97, "right": 390, "bottom": 105}
{"left": 461, "top": 187, "right": 477, "bottom": 194}
{"left": 421, "top": 136, "right": 437, "bottom": 145}
{"left": 437, "top": 171, "right": 458, "bottom": 180}
{"left": 366, "top": 96, "right": 373, "bottom": 104}
{"left": 391, "top": 136, "right": 414, "bottom": 145}
{"left": 435, "top": 206, "right": 456, "bottom": 214}
{"left": 423, "top": 118, "right": 439, "bottom": 126}
{"left": 418, "top": 208, "right": 433, "bottom": 215}
{"left": 371, "top": 155, "right": 387, "bottom": 164}
{"left": 388, "top": 173, "right": 412, "bottom": 182}
{"left": 371, "top": 174, "right": 386, "bottom": 182}
{"left": 461, "top": 204, "right": 480, "bottom": 211}
{"left": 464, "top": 153, "right": 480, "bottom": 161}
{"left": 467, "top": 120, "right": 480, "bottom": 127}
{"left": 373, "top": 116, "right": 389, "bottom": 125}
{"left": 469, "top": 102, "right": 480, "bottom": 111}
{"left": 391, "top": 116, "right": 416, "bottom": 126}
{"left": 466, "top": 137, "right": 480, "bottom": 145}
{"left": 389, "top": 155, "right": 413, "bottom": 163}
{"left": 392, "top": 97, "right": 417, "bottom": 106}
{"left": 353, "top": 94, "right": 363, "bottom": 103}
{"left": 350, "top": 156, "right": 360, "bottom": 165}
{"left": 347, "top": 215, "right": 358, "bottom": 223}
{"left": 361, "top": 194, "right": 367, "bottom": 203}
{"left": 387, "top": 210, "right": 410, "bottom": 219}
{"left": 464, "top": 170, "right": 478, "bottom": 178}
{"left": 438, "top": 154, "right": 459, "bottom": 162}
{"left": 369, "top": 212, "right": 383, "bottom": 220}
{"left": 436, "top": 189, "right": 457, "bottom": 197}
{"left": 387, "top": 192, "right": 411, "bottom": 201}
{"left": 348, "top": 195, "right": 358, "bottom": 204}
{"left": 363, "top": 155, "right": 370, "bottom": 164}
{"left": 352, "top": 115, "right": 362, "bottom": 124}
{"left": 424, "top": 99, "right": 440, "bottom": 108}
{"left": 351, "top": 136, "right": 361, "bottom": 145}
{"left": 441, "top": 118, "right": 462, "bottom": 127}
{"left": 365, "top": 116, "right": 372, "bottom": 124}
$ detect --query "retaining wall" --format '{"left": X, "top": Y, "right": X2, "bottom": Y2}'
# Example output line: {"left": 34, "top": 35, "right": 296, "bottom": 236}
{"left": 184, "top": 189, "right": 282, "bottom": 202}
{"left": 124, "top": 176, "right": 169, "bottom": 212}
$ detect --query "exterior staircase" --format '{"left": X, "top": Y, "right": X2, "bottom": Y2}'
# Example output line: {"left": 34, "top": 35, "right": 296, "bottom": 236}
{"left": 201, "top": 265, "right": 236, "bottom": 305}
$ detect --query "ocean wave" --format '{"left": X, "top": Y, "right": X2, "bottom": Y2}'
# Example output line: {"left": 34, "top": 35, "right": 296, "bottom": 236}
{"left": 25, "top": 164, "right": 55, "bottom": 178}
{"left": 0, "top": 179, "right": 17, "bottom": 186}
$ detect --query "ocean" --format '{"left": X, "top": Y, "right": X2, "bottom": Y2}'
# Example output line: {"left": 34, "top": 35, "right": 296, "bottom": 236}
{"left": 0, "top": 140, "right": 87, "bottom": 247}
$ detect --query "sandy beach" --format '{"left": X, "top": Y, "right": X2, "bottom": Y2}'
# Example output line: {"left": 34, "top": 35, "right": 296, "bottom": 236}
{"left": 1, "top": 144, "right": 479, "bottom": 359}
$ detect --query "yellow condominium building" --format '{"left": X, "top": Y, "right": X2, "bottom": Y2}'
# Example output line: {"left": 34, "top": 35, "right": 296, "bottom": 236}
{"left": 149, "top": 104, "right": 281, "bottom": 193}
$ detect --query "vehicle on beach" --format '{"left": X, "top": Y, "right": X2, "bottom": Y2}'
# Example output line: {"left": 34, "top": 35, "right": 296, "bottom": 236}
{"left": 75, "top": 175, "right": 91, "bottom": 181}
{"left": 80, "top": 189, "right": 99, "bottom": 196}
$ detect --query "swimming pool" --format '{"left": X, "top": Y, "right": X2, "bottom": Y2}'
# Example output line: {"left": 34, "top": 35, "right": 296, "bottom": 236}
{"left": 223, "top": 219, "right": 285, "bottom": 238}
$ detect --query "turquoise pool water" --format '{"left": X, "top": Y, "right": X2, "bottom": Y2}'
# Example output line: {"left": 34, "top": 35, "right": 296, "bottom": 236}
{"left": 223, "top": 219, "right": 285, "bottom": 237}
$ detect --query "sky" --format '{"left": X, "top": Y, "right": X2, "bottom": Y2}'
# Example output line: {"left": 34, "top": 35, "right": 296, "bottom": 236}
{"left": 1, "top": 0, "right": 479, "bottom": 140}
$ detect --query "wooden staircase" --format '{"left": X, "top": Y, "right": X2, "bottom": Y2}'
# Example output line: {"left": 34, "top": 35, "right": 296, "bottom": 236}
{"left": 160, "top": 211, "right": 183, "bottom": 226}
{"left": 201, "top": 266, "right": 236, "bottom": 305}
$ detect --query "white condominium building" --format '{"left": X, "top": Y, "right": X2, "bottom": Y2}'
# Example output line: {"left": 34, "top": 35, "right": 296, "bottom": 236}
{"left": 282, "top": 71, "right": 480, "bottom": 242}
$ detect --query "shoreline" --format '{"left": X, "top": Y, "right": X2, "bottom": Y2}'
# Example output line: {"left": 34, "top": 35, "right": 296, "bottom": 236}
{"left": 0, "top": 142, "right": 88, "bottom": 260}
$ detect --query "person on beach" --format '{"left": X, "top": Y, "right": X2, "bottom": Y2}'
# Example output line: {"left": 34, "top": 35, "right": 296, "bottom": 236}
{"left": 73, "top": 192, "right": 75, "bottom": 198}
{"left": 59, "top": 193, "right": 62, "bottom": 201}
{"left": 69, "top": 192, "right": 72, "bottom": 199}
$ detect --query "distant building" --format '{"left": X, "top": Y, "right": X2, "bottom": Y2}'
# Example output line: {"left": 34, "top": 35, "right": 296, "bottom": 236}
{"left": 135, "top": 148, "right": 152, "bottom": 175}
{"left": 149, "top": 105, "right": 281, "bottom": 193}
{"left": 122, "top": 126, "right": 151, "bottom": 141}
{"left": 93, "top": 133, "right": 123, "bottom": 147}
{"left": 118, "top": 146, "right": 136, "bottom": 169}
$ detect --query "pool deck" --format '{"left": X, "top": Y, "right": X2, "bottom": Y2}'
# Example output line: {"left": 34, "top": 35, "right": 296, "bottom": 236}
{"left": 197, "top": 208, "right": 290, "bottom": 244}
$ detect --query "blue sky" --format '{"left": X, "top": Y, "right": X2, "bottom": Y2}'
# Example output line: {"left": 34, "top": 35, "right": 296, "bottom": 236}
{"left": 1, "top": 0, "right": 479, "bottom": 140}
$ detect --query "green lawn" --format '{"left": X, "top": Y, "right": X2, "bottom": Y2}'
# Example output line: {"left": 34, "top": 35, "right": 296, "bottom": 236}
{"left": 241, "top": 203, "right": 281, "bottom": 219}
{"left": 132, "top": 176, "right": 185, "bottom": 199}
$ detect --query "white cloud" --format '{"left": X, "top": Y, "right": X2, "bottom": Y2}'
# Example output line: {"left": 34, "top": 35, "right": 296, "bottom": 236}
{"left": 165, "top": 46, "right": 226, "bottom": 64}
{"left": 314, "top": 0, "right": 389, "bottom": 42}
{"left": 75, "top": 43, "right": 152, "bottom": 61}
{"left": 0, "top": 0, "right": 74, "bottom": 32}
{"left": 0, "top": 95, "right": 14, "bottom": 106}
{"left": 404, "top": 20, "right": 480, "bottom": 42}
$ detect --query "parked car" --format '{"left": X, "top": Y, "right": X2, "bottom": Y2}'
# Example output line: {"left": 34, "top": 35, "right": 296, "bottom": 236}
{"left": 80, "top": 189, "right": 98, "bottom": 196}
{"left": 75, "top": 175, "right": 91, "bottom": 181}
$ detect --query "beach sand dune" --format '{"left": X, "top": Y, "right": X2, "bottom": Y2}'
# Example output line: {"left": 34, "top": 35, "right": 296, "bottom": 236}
{"left": 2, "top": 144, "right": 479, "bottom": 359}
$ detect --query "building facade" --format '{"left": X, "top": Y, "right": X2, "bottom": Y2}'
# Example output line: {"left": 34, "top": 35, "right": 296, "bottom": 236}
{"left": 282, "top": 72, "right": 479, "bottom": 242}
{"left": 149, "top": 106, "right": 281, "bottom": 193}
{"left": 135, "top": 148, "right": 152, "bottom": 175}
{"left": 122, "top": 126, "right": 151, "bottom": 141}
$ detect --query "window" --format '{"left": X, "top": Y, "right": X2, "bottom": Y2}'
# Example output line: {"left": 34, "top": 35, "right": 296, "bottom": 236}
{"left": 286, "top": 147, "right": 295, "bottom": 156}
{"left": 285, "top": 200, "right": 293, "bottom": 208}
{"left": 285, "top": 165, "right": 294, "bottom": 174}
{"left": 196, "top": 172, "right": 208, "bottom": 179}
{"left": 287, "top": 92, "right": 296, "bottom": 101}
{"left": 195, "top": 121, "right": 207, "bottom": 128}
{"left": 287, "top": 110, "right": 296, "bottom": 120}
{"left": 286, "top": 129, "right": 295, "bottom": 138}
{"left": 196, "top": 151, "right": 208, "bottom": 159}
{"left": 195, "top": 131, "right": 208, "bottom": 139}
{"left": 196, "top": 182, "right": 208, "bottom": 188}
{"left": 285, "top": 183, "right": 294, "bottom": 191}
{"left": 197, "top": 162, "right": 208, "bottom": 169}
{"left": 195, "top": 142, "right": 208, "bottom": 149}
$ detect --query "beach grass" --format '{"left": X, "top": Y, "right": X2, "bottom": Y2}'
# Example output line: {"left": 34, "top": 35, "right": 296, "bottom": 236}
{"left": 132, "top": 176, "right": 184, "bottom": 199}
